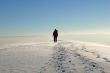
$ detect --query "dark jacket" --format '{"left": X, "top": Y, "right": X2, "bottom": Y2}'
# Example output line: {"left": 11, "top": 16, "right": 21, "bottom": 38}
{"left": 53, "top": 29, "right": 58, "bottom": 37}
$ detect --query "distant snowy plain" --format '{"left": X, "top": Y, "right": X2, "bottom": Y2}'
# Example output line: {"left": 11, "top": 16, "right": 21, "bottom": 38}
{"left": 0, "top": 40, "right": 110, "bottom": 73}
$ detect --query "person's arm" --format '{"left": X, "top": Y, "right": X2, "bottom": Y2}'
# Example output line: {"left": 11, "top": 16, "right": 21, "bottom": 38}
{"left": 53, "top": 32, "right": 54, "bottom": 36}
{"left": 57, "top": 30, "right": 58, "bottom": 36}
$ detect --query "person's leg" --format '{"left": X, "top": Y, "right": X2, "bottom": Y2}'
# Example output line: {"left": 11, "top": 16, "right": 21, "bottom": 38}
{"left": 56, "top": 37, "right": 57, "bottom": 42}
{"left": 54, "top": 37, "right": 55, "bottom": 42}
{"left": 54, "top": 37, "right": 57, "bottom": 42}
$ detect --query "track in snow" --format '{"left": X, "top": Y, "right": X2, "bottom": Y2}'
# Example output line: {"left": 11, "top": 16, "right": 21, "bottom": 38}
{"left": 38, "top": 42, "right": 107, "bottom": 73}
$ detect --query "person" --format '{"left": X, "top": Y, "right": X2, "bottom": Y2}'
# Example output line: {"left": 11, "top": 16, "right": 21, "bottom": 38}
{"left": 53, "top": 29, "right": 58, "bottom": 42}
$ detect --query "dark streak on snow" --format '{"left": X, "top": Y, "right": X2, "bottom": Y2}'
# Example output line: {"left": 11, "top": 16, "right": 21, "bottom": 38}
{"left": 38, "top": 42, "right": 107, "bottom": 73}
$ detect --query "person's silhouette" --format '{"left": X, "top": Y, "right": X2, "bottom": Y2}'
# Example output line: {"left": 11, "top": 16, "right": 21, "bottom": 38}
{"left": 53, "top": 29, "right": 58, "bottom": 42}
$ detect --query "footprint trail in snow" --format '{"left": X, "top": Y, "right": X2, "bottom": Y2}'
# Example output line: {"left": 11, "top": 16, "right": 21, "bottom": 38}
{"left": 38, "top": 42, "right": 107, "bottom": 73}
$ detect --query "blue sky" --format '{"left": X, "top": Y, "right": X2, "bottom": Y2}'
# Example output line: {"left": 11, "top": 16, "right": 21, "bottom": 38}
{"left": 0, "top": 0, "right": 110, "bottom": 36}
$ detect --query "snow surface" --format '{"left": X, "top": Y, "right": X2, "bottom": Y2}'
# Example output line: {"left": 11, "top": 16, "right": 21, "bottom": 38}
{"left": 0, "top": 41, "right": 110, "bottom": 73}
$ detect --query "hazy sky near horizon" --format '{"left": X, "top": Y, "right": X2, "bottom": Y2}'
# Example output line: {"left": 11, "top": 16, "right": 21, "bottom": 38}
{"left": 0, "top": 0, "right": 110, "bottom": 36}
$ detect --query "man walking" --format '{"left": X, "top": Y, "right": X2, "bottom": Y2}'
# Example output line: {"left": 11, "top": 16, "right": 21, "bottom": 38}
{"left": 53, "top": 29, "right": 58, "bottom": 42}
